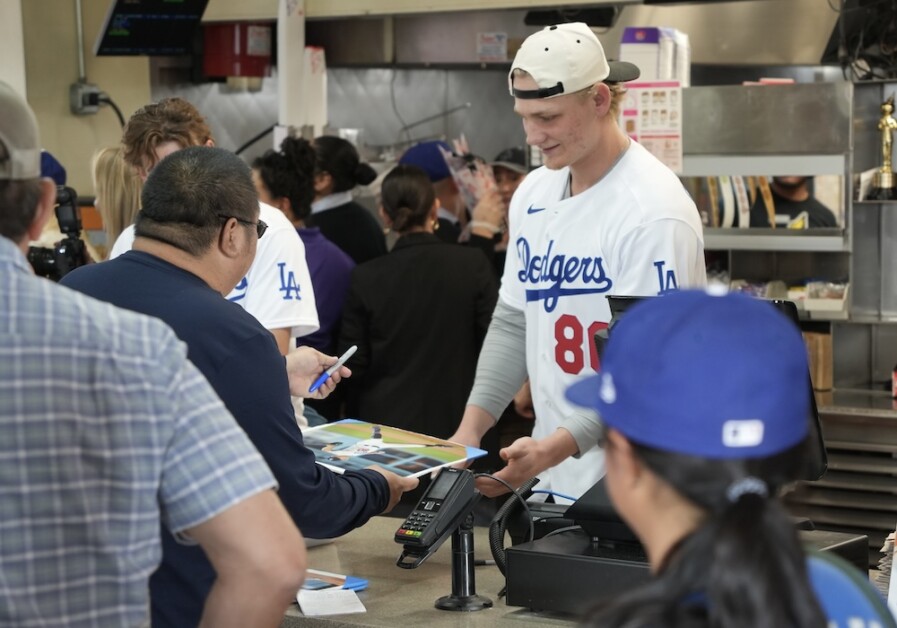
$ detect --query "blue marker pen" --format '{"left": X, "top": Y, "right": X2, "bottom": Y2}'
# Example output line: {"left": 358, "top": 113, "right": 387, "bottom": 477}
{"left": 308, "top": 345, "right": 357, "bottom": 394}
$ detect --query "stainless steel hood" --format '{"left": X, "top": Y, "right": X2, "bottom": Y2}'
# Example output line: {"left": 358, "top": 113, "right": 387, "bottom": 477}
{"left": 204, "top": 0, "right": 839, "bottom": 67}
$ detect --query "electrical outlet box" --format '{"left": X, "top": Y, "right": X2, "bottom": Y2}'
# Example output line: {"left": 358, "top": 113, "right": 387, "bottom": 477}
{"left": 69, "top": 82, "right": 101, "bottom": 115}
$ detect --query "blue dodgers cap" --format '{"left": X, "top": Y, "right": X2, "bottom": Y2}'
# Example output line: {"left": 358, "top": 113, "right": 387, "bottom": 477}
{"left": 398, "top": 140, "right": 453, "bottom": 182}
{"left": 566, "top": 290, "right": 810, "bottom": 459}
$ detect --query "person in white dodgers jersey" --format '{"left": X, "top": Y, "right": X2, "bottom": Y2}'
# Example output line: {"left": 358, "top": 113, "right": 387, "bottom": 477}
{"left": 109, "top": 97, "right": 319, "bottom": 356}
{"left": 449, "top": 22, "right": 706, "bottom": 502}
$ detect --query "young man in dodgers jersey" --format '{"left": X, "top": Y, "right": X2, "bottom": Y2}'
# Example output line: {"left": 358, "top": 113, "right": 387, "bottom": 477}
{"left": 450, "top": 23, "right": 706, "bottom": 501}
{"left": 109, "top": 98, "right": 319, "bottom": 356}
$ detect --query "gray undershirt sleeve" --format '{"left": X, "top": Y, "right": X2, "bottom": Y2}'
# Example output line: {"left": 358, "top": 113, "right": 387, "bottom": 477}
{"left": 466, "top": 299, "right": 528, "bottom": 422}
{"left": 562, "top": 411, "right": 603, "bottom": 458}
{"left": 467, "top": 300, "right": 604, "bottom": 458}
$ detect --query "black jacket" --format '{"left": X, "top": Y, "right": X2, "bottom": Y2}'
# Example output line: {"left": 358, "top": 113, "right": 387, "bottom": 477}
{"left": 339, "top": 232, "right": 498, "bottom": 439}
{"left": 309, "top": 200, "right": 388, "bottom": 264}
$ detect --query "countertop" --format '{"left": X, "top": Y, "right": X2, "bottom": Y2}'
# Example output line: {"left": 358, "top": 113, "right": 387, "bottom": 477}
{"left": 280, "top": 515, "right": 574, "bottom": 627}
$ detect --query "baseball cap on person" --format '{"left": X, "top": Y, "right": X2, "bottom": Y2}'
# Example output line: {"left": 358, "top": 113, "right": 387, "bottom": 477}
{"left": 0, "top": 81, "right": 41, "bottom": 181}
{"left": 490, "top": 147, "right": 528, "bottom": 175}
{"left": 509, "top": 22, "right": 640, "bottom": 100}
{"left": 565, "top": 289, "right": 811, "bottom": 460}
{"left": 398, "top": 140, "right": 453, "bottom": 182}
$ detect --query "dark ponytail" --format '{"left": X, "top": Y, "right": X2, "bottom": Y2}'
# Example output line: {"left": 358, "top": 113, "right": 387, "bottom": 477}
{"left": 584, "top": 440, "right": 826, "bottom": 628}
{"left": 314, "top": 135, "right": 376, "bottom": 192}
{"left": 380, "top": 165, "right": 435, "bottom": 233}
{"left": 251, "top": 136, "right": 316, "bottom": 221}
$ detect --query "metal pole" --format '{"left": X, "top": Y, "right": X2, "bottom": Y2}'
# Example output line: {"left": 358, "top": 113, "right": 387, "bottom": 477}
{"left": 74, "top": 0, "right": 86, "bottom": 81}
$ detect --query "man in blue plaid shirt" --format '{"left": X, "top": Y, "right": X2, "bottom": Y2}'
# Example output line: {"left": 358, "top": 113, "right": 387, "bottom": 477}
{"left": 0, "top": 81, "right": 306, "bottom": 627}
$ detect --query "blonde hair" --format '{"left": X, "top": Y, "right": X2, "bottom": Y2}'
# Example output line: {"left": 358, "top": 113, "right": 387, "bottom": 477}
{"left": 580, "top": 82, "right": 627, "bottom": 119}
{"left": 92, "top": 146, "right": 142, "bottom": 253}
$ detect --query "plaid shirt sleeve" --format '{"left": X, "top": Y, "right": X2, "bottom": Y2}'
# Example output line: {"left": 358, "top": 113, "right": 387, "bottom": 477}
{"left": 155, "top": 332, "right": 277, "bottom": 539}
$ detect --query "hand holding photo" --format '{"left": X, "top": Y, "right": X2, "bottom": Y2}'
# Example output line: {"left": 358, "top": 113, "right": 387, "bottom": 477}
{"left": 303, "top": 420, "right": 487, "bottom": 478}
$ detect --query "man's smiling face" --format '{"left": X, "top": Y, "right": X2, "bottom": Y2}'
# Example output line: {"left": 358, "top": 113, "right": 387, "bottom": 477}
{"left": 513, "top": 74, "right": 601, "bottom": 173}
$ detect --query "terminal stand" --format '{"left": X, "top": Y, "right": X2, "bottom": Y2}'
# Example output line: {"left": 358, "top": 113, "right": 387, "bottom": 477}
{"left": 434, "top": 513, "right": 492, "bottom": 612}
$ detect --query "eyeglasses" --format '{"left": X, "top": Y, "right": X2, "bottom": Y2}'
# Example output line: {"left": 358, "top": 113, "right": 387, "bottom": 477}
{"left": 217, "top": 214, "right": 268, "bottom": 239}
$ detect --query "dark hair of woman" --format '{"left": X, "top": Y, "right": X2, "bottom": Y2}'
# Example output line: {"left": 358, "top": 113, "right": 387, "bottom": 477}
{"left": 251, "top": 136, "right": 316, "bottom": 223}
{"left": 379, "top": 165, "right": 436, "bottom": 233}
{"left": 313, "top": 135, "right": 377, "bottom": 193}
{"left": 583, "top": 436, "right": 826, "bottom": 628}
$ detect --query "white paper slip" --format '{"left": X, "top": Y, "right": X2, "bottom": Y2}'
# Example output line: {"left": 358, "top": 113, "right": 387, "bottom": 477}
{"left": 297, "top": 588, "right": 366, "bottom": 616}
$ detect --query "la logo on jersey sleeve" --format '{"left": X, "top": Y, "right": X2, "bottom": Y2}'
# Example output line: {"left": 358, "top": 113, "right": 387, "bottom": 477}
{"left": 654, "top": 260, "right": 679, "bottom": 295}
{"left": 227, "top": 262, "right": 305, "bottom": 304}
{"left": 277, "top": 262, "right": 303, "bottom": 300}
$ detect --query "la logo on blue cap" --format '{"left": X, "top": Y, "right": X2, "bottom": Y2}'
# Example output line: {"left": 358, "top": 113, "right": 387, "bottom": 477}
{"left": 722, "top": 420, "right": 765, "bottom": 448}
{"left": 599, "top": 374, "right": 616, "bottom": 404}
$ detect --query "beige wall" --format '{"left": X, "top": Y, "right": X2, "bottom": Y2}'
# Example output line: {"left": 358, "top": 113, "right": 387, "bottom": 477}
{"left": 0, "top": 1, "right": 27, "bottom": 95}
{"left": 22, "top": 0, "right": 151, "bottom": 195}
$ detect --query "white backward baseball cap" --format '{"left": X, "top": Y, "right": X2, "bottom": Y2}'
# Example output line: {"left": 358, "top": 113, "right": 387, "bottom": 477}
{"left": 509, "top": 22, "right": 640, "bottom": 100}
{"left": 0, "top": 81, "right": 41, "bottom": 180}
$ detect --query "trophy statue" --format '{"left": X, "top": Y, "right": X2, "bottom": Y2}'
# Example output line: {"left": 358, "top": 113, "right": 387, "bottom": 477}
{"left": 869, "top": 94, "right": 897, "bottom": 200}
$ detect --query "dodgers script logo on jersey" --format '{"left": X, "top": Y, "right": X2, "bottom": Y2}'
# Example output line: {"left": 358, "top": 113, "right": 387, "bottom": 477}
{"left": 228, "top": 262, "right": 304, "bottom": 304}
{"left": 514, "top": 234, "right": 683, "bottom": 375}
{"left": 516, "top": 237, "right": 612, "bottom": 313}
{"left": 514, "top": 237, "right": 682, "bottom": 313}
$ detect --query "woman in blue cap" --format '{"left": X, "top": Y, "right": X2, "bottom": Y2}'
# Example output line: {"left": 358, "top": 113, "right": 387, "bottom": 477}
{"left": 566, "top": 289, "right": 890, "bottom": 627}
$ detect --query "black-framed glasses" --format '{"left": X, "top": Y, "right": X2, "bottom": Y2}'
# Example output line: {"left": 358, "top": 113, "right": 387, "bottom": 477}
{"left": 217, "top": 214, "right": 267, "bottom": 238}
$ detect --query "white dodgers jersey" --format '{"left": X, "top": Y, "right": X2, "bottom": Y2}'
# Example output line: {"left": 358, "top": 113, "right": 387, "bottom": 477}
{"left": 500, "top": 141, "right": 706, "bottom": 500}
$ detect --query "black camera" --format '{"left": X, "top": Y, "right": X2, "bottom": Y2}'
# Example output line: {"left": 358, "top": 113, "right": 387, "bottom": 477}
{"left": 28, "top": 186, "right": 88, "bottom": 281}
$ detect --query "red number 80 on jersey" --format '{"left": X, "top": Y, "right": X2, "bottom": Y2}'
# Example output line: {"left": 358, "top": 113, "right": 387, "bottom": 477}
{"left": 555, "top": 314, "right": 608, "bottom": 375}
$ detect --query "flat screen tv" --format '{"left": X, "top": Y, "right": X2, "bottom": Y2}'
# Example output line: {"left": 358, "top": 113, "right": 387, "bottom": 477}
{"left": 94, "top": 0, "right": 209, "bottom": 56}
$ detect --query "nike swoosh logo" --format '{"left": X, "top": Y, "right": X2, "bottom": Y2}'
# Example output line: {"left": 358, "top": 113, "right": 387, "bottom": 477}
{"left": 527, "top": 204, "right": 547, "bottom": 214}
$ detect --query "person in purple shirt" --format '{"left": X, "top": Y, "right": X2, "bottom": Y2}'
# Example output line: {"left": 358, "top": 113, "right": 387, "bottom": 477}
{"left": 253, "top": 137, "right": 356, "bottom": 420}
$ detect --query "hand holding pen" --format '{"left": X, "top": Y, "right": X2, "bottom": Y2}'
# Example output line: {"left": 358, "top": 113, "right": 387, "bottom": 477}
{"left": 285, "top": 346, "right": 356, "bottom": 399}
{"left": 308, "top": 345, "right": 357, "bottom": 394}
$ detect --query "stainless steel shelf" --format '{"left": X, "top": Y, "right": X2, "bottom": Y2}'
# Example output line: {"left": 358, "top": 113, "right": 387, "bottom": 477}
{"left": 704, "top": 228, "right": 848, "bottom": 252}
{"left": 846, "top": 314, "right": 897, "bottom": 324}
{"left": 682, "top": 154, "right": 847, "bottom": 177}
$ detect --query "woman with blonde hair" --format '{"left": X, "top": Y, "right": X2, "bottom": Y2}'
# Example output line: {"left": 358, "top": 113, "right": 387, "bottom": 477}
{"left": 92, "top": 146, "right": 141, "bottom": 257}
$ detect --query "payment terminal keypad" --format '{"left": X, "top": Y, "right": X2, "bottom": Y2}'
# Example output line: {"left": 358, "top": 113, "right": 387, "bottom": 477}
{"left": 396, "top": 500, "right": 441, "bottom": 541}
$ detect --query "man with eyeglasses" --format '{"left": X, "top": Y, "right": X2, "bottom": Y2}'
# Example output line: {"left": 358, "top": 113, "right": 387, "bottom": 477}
{"left": 62, "top": 146, "right": 419, "bottom": 628}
